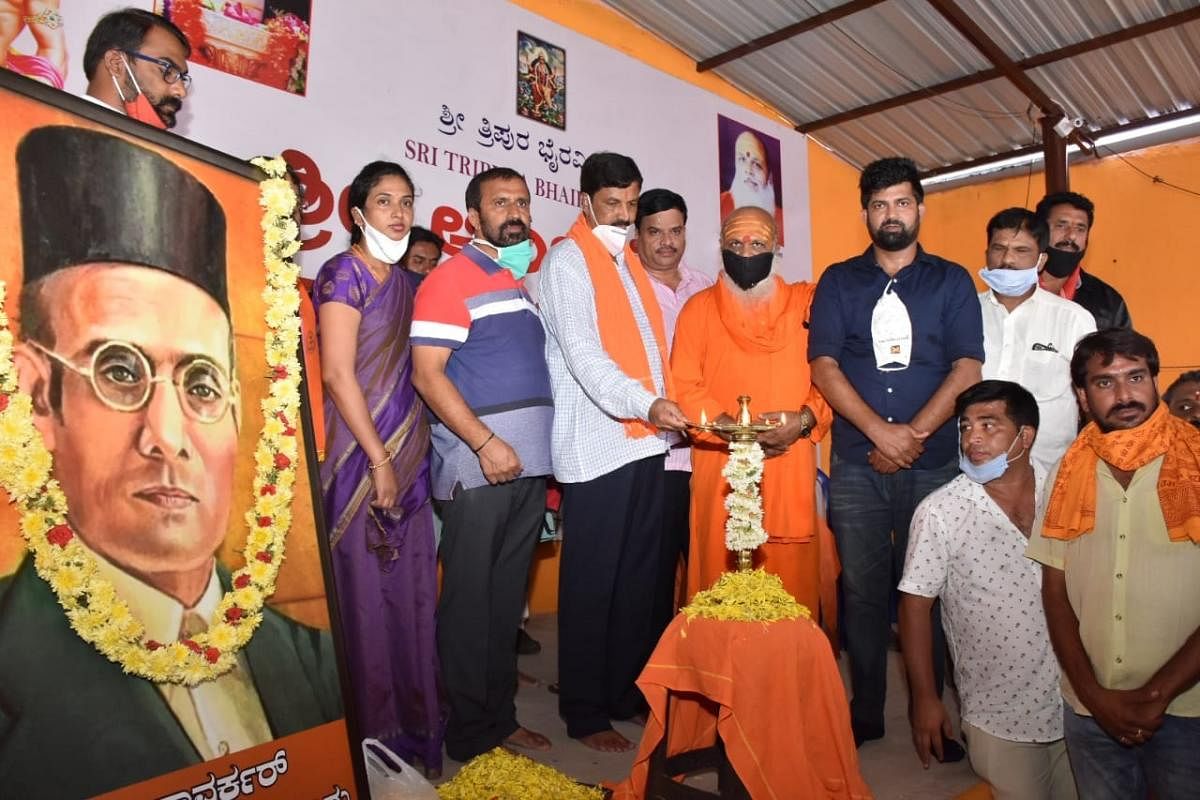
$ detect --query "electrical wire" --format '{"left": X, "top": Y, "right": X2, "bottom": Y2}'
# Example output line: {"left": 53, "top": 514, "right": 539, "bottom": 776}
{"left": 1096, "top": 143, "right": 1200, "bottom": 198}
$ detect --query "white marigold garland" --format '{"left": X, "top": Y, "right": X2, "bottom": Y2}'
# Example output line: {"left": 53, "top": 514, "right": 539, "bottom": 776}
{"left": 722, "top": 440, "right": 768, "bottom": 552}
{"left": 0, "top": 155, "right": 304, "bottom": 685}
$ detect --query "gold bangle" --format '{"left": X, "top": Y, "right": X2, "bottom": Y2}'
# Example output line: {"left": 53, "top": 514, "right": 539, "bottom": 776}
{"left": 367, "top": 448, "right": 393, "bottom": 472}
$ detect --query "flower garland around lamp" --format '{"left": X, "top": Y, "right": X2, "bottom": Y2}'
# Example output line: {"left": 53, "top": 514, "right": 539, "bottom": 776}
{"left": 0, "top": 156, "right": 305, "bottom": 686}
{"left": 683, "top": 395, "right": 810, "bottom": 623}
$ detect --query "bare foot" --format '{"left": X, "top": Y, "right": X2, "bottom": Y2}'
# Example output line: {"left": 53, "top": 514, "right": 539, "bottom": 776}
{"left": 577, "top": 729, "right": 635, "bottom": 752}
{"left": 503, "top": 726, "right": 552, "bottom": 752}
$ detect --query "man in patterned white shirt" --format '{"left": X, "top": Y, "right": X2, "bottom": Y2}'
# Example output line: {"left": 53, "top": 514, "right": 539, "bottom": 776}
{"left": 977, "top": 207, "right": 1095, "bottom": 474}
{"left": 538, "top": 152, "right": 689, "bottom": 752}
{"left": 899, "top": 380, "right": 1076, "bottom": 799}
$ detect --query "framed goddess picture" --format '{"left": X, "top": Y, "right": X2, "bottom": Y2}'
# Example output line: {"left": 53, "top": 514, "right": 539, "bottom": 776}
{"left": 517, "top": 31, "right": 566, "bottom": 130}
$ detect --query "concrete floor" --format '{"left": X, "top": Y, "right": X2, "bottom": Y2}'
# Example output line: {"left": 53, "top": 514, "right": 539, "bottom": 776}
{"left": 435, "top": 614, "right": 983, "bottom": 799}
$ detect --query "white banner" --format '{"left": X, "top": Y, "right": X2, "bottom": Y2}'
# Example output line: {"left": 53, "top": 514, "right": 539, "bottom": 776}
{"left": 29, "top": 0, "right": 811, "bottom": 279}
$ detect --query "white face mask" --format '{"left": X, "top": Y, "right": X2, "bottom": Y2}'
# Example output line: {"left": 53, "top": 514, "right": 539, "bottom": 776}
{"left": 871, "top": 278, "right": 912, "bottom": 371}
{"left": 355, "top": 208, "right": 410, "bottom": 264}
{"left": 584, "top": 194, "right": 631, "bottom": 257}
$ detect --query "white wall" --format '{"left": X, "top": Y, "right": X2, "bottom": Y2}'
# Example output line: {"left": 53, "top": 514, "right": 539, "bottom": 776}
{"left": 44, "top": 1, "right": 811, "bottom": 279}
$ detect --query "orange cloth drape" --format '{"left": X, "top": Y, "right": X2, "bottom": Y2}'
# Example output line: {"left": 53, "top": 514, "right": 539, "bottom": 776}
{"left": 608, "top": 614, "right": 872, "bottom": 800}
{"left": 671, "top": 277, "right": 834, "bottom": 616}
{"left": 1043, "top": 403, "right": 1200, "bottom": 543}
{"left": 565, "top": 214, "right": 674, "bottom": 438}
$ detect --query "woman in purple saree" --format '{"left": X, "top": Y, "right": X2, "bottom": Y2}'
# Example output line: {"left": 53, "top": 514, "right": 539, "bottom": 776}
{"left": 313, "top": 161, "right": 444, "bottom": 774}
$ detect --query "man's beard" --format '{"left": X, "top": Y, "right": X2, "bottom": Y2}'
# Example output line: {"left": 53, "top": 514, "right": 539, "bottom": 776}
{"left": 483, "top": 218, "right": 529, "bottom": 247}
{"left": 728, "top": 171, "right": 777, "bottom": 213}
{"left": 153, "top": 96, "right": 182, "bottom": 128}
{"left": 870, "top": 218, "right": 920, "bottom": 251}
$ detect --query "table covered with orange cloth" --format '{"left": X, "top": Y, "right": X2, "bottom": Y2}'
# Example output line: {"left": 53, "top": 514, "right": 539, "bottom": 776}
{"left": 610, "top": 611, "right": 872, "bottom": 799}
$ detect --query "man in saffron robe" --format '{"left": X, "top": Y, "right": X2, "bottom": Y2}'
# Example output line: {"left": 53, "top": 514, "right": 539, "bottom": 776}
{"left": 672, "top": 206, "right": 833, "bottom": 616}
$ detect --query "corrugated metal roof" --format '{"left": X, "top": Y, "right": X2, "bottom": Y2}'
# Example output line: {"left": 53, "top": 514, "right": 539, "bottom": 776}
{"left": 600, "top": 0, "right": 1200, "bottom": 172}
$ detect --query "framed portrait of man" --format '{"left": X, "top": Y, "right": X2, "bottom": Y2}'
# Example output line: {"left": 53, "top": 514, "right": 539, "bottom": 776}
{"left": 0, "top": 70, "right": 362, "bottom": 800}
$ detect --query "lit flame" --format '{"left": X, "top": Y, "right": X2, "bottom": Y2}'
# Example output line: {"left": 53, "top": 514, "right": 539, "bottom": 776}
{"left": 699, "top": 408, "right": 708, "bottom": 427}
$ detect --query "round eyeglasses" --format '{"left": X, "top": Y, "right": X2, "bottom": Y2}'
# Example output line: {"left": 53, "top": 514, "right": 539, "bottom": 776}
{"left": 30, "top": 339, "right": 234, "bottom": 424}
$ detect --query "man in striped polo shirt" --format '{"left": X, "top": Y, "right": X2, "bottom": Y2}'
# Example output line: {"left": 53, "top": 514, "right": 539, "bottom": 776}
{"left": 411, "top": 167, "right": 553, "bottom": 762}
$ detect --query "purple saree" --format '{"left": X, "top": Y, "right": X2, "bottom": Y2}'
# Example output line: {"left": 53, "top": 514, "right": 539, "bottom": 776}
{"left": 313, "top": 252, "right": 444, "bottom": 772}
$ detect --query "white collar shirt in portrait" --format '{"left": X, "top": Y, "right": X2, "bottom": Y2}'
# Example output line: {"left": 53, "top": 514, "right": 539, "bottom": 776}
{"left": 899, "top": 466, "right": 1063, "bottom": 742}
{"left": 979, "top": 287, "right": 1096, "bottom": 474}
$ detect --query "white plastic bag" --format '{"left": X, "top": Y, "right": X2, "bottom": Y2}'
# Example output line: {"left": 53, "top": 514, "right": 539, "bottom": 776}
{"left": 362, "top": 738, "right": 439, "bottom": 800}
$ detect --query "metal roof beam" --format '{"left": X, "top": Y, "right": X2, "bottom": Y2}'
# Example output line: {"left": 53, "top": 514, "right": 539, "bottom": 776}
{"left": 918, "top": 107, "right": 1200, "bottom": 180}
{"left": 696, "top": 0, "right": 885, "bottom": 73}
{"left": 798, "top": 6, "right": 1200, "bottom": 133}
{"left": 924, "top": 0, "right": 1061, "bottom": 117}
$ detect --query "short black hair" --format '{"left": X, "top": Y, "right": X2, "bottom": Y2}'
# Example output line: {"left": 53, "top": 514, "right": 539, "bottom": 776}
{"left": 84, "top": 8, "right": 191, "bottom": 81}
{"left": 346, "top": 161, "right": 412, "bottom": 246}
{"left": 859, "top": 157, "right": 923, "bottom": 209}
{"left": 955, "top": 380, "right": 1040, "bottom": 430}
{"left": 580, "top": 152, "right": 642, "bottom": 196}
{"left": 986, "top": 207, "right": 1049, "bottom": 252}
{"left": 465, "top": 166, "right": 525, "bottom": 212}
{"left": 635, "top": 189, "right": 688, "bottom": 229}
{"left": 1163, "top": 370, "right": 1200, "bottom": 404}
{"left": 404, "top": 225, "right": 444, "bottom": 255}
{"left": 1070, "top": 329, "right": 1160, "bottom": 389}
{"left": 1035, "top": 191, "right": 1095, "bottom": 229}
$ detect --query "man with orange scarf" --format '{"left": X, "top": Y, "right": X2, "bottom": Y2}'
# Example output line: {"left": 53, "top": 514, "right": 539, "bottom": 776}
{"left": 671, "top": 207, "right": 834, "bottom": 616}
{"left": 1027, "top": 329, "right": 1200, "bottom": 799}
{"left": 538, "top": 152, "right": 689, "bottom": 753}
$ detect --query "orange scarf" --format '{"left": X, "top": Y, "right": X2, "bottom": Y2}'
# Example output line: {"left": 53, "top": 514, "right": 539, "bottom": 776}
{"left": 713, "top": 275, "right": 812, "bottom": 354}
{"left": 566, "top": 214, "right": 675, "bottom": 438}
{"left": 1043, "top": 403, "right": 1200, "bottom": 543}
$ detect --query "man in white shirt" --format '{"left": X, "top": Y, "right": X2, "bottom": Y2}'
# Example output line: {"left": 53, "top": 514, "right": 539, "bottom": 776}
{"left": 978, "top": 207, "right": 1095, "bottom": 473}
{"left": 900, "top": 380, "right": 1075, "bottom": 799}
{"left": 635, "top": 187, "right": 712, "bottom": 632}
{"left": 537, "top": 152, "right": 688, "bottom": 752}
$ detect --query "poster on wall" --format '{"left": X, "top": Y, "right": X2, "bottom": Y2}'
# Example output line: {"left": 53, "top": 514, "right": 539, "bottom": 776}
{"left": 154, "top": 0, "right": 312, "bottom": 95}
{"left": 0, "top": 4, "right": 68, "bottom": 89}
{"left": 0, "top": 72, "right": 360, "bottom": 800}
{"left": 718, "top": 114, "right": 786, "bottom": 245}
{"left": 517, "top": 30, "right": 565, "bottom": 130}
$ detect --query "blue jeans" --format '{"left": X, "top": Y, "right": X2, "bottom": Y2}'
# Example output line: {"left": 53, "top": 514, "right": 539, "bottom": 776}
{"left": 830, "top": 454, "right": 958, "bottom": 737}
{"left": 1064, "top": 702, "right": 1200, "bottom": 799}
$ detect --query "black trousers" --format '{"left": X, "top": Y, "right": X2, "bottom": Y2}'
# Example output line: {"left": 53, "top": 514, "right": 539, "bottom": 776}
{"left": 558, "top": 455, "right": 668, "bottom": 738}
{"left": 437, "top": 477, "right": 544, "bottom": 761}
{"left": 652, "top": 469, "right": 691, "bottom": 633}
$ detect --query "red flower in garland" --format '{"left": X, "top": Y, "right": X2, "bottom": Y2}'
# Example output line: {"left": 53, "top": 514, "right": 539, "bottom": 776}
{"left": 257, "top": 515, "right": 272, "bottom": 528}
{"left": 182, "top": 638, "right": 202, "bottom": 654}
{"left": 255, "top": 551, "right": 273, "bottom": 564}
{"left": 271, "top": 365, "right": 288, "bottom": 381}
{"left": 0, "top": 393, "right": 9, "bottom": 412}
{"left": 234, "top": 574, "right": 251, "bottom": 589}
{"left": 205, "top": 646, "right": 220, "bottom": 664}
{"left": 225, "top": 606, "right": 244, "bottom": 623}
{"left": 46, "top": 525, "right": 73, "bottom": 548}
{"left": 146, "top": 640, "right": 163, "bottom": 651}
{"left": 260, "top": 484, "right": 277, "bottom": 496}
{"left": 273, "top": 453, "right": 290, "bottom": 469}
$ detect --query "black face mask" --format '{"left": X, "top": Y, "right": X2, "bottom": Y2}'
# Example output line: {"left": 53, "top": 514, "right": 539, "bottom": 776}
{"left": 722, "top": 250, "right": 773, "bottom": 290}
{"left": 1042, "top": 247, "right": 1085, "bottom": 278}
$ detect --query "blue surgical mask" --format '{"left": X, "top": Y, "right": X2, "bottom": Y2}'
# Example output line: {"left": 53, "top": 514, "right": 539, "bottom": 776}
{"left": 980, "top": 267, "right": 1039, "bottom": 297}
{"left": 474, "top": 238, "right": 534, "bottom": 279}
{"left": 959, "top": 431, "right": 1026, "bottom": 484}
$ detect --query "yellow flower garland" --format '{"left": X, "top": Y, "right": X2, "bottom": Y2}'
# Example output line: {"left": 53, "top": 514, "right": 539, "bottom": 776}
{"left": 0, "top": 156, "right": 304, "bottom": 686}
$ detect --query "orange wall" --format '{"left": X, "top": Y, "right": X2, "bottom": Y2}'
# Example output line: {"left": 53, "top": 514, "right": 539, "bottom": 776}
{"left": 918, "top": 135, "right": 1200, "bottom": 389}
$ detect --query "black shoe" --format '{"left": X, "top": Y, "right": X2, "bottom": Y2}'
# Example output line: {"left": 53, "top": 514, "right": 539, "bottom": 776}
{"left": 853, "top": 725, "right": 884, "bottom": 748}
{"left": 516, "top": 627, "right": 541, "bottom": 655}
{"left": 939, "top": 737, "right": 966, "bottom": 763}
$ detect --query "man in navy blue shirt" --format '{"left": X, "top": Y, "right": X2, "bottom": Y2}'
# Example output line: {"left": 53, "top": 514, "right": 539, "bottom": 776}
{"left": 809, "top": 157, "right": 984, "bottom": 752}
